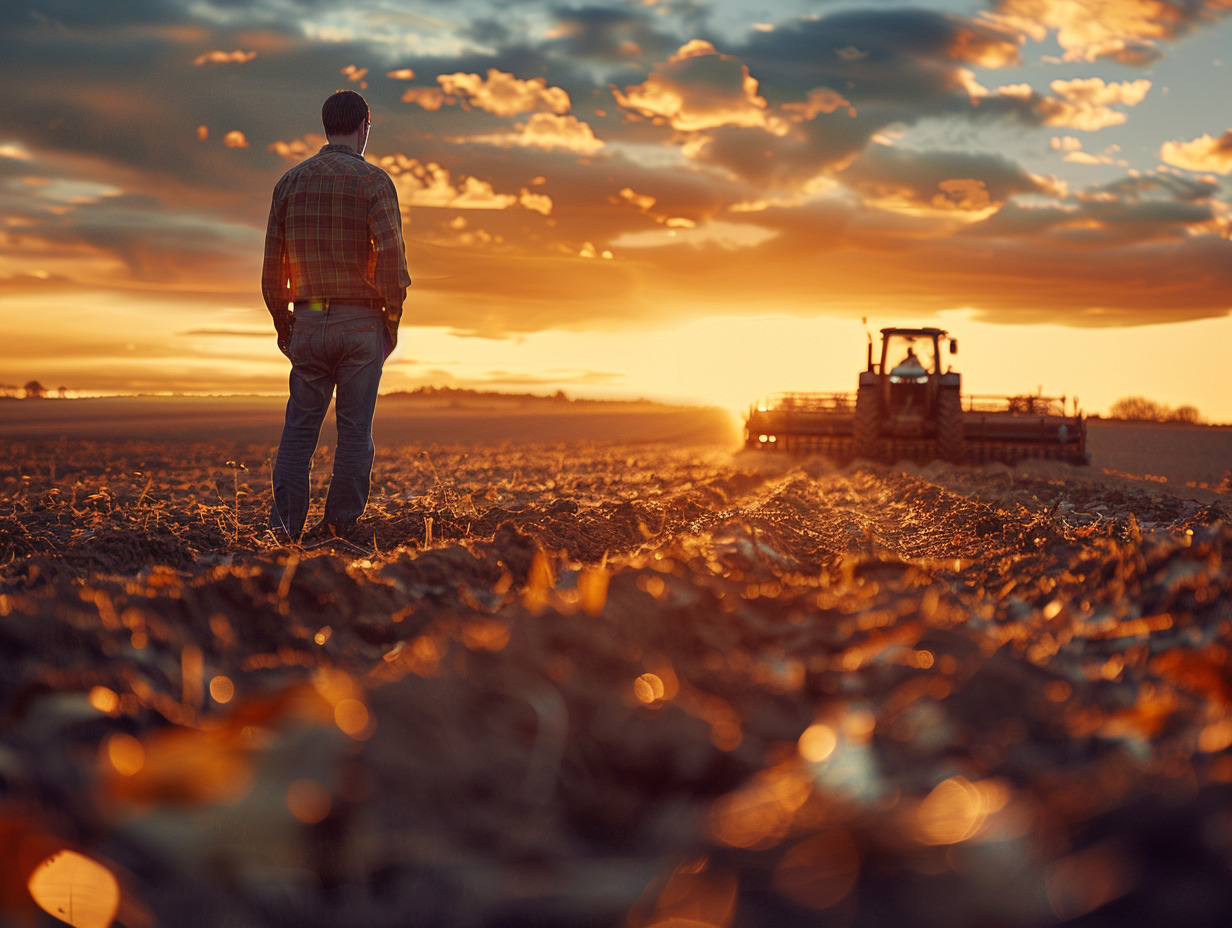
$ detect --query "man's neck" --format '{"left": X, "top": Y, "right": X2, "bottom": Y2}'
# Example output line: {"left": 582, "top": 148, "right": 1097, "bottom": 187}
{"left": 326, "top": 133, "right": 364, "bottom": 154}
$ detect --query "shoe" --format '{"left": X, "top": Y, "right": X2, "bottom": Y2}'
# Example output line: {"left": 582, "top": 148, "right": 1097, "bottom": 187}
{"left": 267, "top": 516, "right": 298, "bottom": 547}
{"left": 299, "top": 519, "right": 335, "bottom": 548}
{"left": 300, "top": 519, "right": 375, "bottom": 554}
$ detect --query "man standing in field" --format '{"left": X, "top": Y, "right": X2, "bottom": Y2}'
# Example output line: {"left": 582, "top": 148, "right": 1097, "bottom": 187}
{"left": 262, "top": 89, "right": 411, "bottom": 547}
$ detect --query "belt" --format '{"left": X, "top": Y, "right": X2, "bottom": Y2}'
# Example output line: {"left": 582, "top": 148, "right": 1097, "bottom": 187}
{"left": 293, "top": 298, "right": 383, "bottom": 312}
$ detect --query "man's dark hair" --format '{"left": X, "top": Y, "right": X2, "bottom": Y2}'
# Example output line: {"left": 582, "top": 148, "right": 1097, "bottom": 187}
{"left": 322, "top": 90, "right": 370, "bottom": 137}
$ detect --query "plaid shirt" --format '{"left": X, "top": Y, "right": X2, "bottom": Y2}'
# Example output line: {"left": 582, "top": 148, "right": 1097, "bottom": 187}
{"left": 262, "top": 144, "right": 411, "bottom": 335}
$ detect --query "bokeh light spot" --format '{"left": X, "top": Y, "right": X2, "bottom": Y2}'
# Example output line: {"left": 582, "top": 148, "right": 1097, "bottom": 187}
{"left": 798, "top": 723, "right": 837, "bottom": 763}
{"left": 209, "top": 675, "right": 235, "bottom": 704}
{"left": 27, "top": 849, "right": 120, "bottom": 928}
{"left": 915, "top": 776, "right": 1008, "bottom": 845}
{"left": 643, "top": 859, "right": 738, "bottom": 928}
{"left": 634, "top": 673, "right": 666, "bottom": 704}
{"left": 335, "top": 698, "right": 372, "bottom": 739}
{"left": 773, "top": 829, "right": 860, "bottom": 910}
{"left": 88, "top": 686, "right": 119, "bottom": 715}
{"left": 710, "top": 765, "right": 812, "bottom": 850}
{"left": 286, "top": 778, "right": 332, "bottom": 824}
{"left": 104, "top": 732, "right": 145, "bottom": 777}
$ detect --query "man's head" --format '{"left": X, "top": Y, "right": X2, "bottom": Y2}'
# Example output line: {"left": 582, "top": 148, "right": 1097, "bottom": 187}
{"left": 322, "top": 90, "right": 370, "bottom": 146}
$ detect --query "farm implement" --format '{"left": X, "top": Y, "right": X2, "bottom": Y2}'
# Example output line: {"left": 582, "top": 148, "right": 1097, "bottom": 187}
{"left": 745, "top": 326, "right": 1088, "bottom": 465}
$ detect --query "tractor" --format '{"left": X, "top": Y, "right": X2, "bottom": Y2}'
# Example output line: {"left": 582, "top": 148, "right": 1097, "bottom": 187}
{"left": 745, "top": 326, "right": 1088, "bottom": 465}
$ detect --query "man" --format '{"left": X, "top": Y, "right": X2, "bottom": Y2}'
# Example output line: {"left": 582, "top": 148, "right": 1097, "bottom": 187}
{"left": 262, "top": 89, "right": 411, "bottom": 546}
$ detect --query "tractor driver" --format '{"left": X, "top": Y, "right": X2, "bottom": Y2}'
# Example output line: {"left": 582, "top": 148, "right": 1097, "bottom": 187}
{"left": 891, "top": 347, "right": 927, "bottom": 378}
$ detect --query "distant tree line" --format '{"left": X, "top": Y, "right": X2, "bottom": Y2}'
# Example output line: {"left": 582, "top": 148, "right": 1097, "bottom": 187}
{"left": 1107, "top": 396, "right": 1202, "bottom": 424}
{"left": 0, "top": 381, "right": 70, "bottom": 399}
{"left": 387, "top": 385, "right": 572, "bottom": 402}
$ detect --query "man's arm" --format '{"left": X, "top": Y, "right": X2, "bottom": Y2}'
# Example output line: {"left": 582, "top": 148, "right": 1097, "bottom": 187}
{"left": 261, "top": 191, "right": 294, "bottom": 356}
{"left": 367, "top": 172, "right": 412, "bottom": 349}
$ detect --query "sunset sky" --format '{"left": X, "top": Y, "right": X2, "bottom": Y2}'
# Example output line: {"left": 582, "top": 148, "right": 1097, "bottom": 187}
{"left": 2, "top": 0, "right": 1231, "bottom": 421}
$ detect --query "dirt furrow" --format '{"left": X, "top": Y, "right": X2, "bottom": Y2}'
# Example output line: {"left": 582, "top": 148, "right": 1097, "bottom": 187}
{"left": 1, "top": 439, "right": 1230, "bottom": 928}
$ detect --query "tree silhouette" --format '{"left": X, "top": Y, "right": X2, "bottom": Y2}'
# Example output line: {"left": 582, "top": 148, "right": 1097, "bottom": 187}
{"left": 1108, "top": 396, "right": 1203, "bottom": 424}
{"left": 23, "top": 380, "right": 46, "bottom": 399}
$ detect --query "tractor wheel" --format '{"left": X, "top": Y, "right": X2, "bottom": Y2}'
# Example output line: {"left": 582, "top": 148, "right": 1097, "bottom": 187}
{"left": 937, "top": 389, "right": 965, "bottom": 464}
{"left": 854, "top": 385, "right": 880, "bottom": 460}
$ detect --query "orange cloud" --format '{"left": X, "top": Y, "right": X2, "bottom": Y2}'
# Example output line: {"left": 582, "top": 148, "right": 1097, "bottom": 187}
{"left": 853, "top": 177, "right": 1000, "bottom": 221}
{"left": 611, "top": 40, "right": 862, "bottom": 150}
{"left": 932, "top": 178, "right": 994, "bottom": 213}
{"left": 379, "top": 156, "right": 519, "bottom": 210}
{"left": 193, "top": 50, "right": 257, "bottom": 66}
{"left": 1042, "top": 77, "right": 1151, "bottom": 130}
{"left": 947, "top": 25, "right": 1021, "bottom": 67}
{"left": 452, "top": 113, "right": 604, "bottom": 155}
{"left": 990, "top": 0, "right": 1221, "bottom": 63}
{"left": 268, "top": 134, "right": 328, "bottom": 161}
{"left": 401, "top": 87, "right": 449, "bottom": 111}
{"left": 611, "top": 186, "right": 702, "bottom": 230}
{"left": 1161, "top": 130, "right": 1232, "bottom": 174}
{"left": 223, "top": 130, "right": 249, "bottom": 149}
{"left": 519, "top": 188, "right": 553, "bottom": 216}
{"left": 341, "top": 65, "right": 368, "bottom": 88}
{"left": 0, "top": 143, "right": 32, "bottom": 161}
{"left": 613, "top": 41, "right": 775, "bottom": 133}
{"left": 617, "top": 187, "right": 657, "bottom": 212}
{"left": 781, "top": 88, "right": 856, "bottom": 121}
{"left": 404, "top": 69, "right": 572, "bottom": 116}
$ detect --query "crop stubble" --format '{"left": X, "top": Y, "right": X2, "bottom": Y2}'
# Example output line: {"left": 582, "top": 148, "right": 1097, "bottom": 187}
{"left": 0, "top": 437, "right": 1230, "bottom": 928}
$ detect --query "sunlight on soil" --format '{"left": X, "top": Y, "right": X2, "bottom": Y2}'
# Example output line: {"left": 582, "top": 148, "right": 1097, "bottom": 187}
{"left": 0, "top": 438, "right": 1229, "bottom": 926}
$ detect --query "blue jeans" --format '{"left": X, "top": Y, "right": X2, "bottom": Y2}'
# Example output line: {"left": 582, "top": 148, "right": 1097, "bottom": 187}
{"left": 270, "top": 302, "right": 389, "bottom": 539}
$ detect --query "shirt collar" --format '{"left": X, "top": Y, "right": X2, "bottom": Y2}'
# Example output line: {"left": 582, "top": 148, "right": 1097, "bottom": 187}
{"left": 319, "top": 143, "right": 364, "bottom": 159}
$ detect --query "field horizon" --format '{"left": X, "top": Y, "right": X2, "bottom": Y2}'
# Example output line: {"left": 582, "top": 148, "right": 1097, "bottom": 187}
{"left": 1, "top": 391, "right": 1228, "bottom": 494}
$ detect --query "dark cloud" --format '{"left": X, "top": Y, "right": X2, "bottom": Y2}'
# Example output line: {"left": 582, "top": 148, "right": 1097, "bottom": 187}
{"left": 1090, "top": 172, "right": 1221, "bottom": 203}
{"left": 464, "top": 19, "right": 518, "bottom": 49}
{"left": 599, "top": 9, "right": 1038, "bottom": 193}
{"left": 546, "top": 5, "right": 679, "bottom": 62}
{"left": 736, "top": 8, "right": 1019, "bottom": 105}
{"left": 840, "top": 145, "right": 1053, "bottom": 209}
{"left": 22, "top": 192, "right": 259, "bottom": 286}
{"left": 683, "top": 112, "right": 874, "bottom": 190}
{"left": 0, "top": 0, "right": 189, "bottom": 29}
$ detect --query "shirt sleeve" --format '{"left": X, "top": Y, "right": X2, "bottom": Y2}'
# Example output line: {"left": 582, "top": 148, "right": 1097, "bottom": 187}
{"left": 367, "top": 171, "right": 412, "bottom": 319}
{"left": 261, "top": 184, "right": 291, "bottom": 326}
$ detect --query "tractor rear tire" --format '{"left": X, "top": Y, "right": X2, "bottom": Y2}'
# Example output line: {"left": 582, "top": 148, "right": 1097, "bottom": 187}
{"left": 854, "top": 385, "right": 880, "bottom": 460}
{"left": 937, "top": 389, "right": 965, "bottom": 464}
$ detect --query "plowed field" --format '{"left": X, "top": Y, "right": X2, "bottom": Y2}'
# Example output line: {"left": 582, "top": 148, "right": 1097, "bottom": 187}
{"left": 1, "top": 431, "right": 1230, "bottom": 928}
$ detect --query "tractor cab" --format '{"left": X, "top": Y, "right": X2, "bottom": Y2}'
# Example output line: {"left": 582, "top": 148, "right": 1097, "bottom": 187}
{"left": 865, "top": 327, "right": 958, "bottom": 417}
{"left": 855, "top": 326, "right": 964, "bottom": 459}
{"left": 869, "top": 327, "right": 956, "bottom": 378}
{"left": 886, "top": 332, "right": 937, "bottom": 382}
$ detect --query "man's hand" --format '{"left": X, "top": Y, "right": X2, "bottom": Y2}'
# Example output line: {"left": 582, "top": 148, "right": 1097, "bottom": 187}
{"left": 275, "top": 313, "right": 294, "bottom": 357}
{"left": 383, "top": 306, "right": 400, "bottom": 358}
